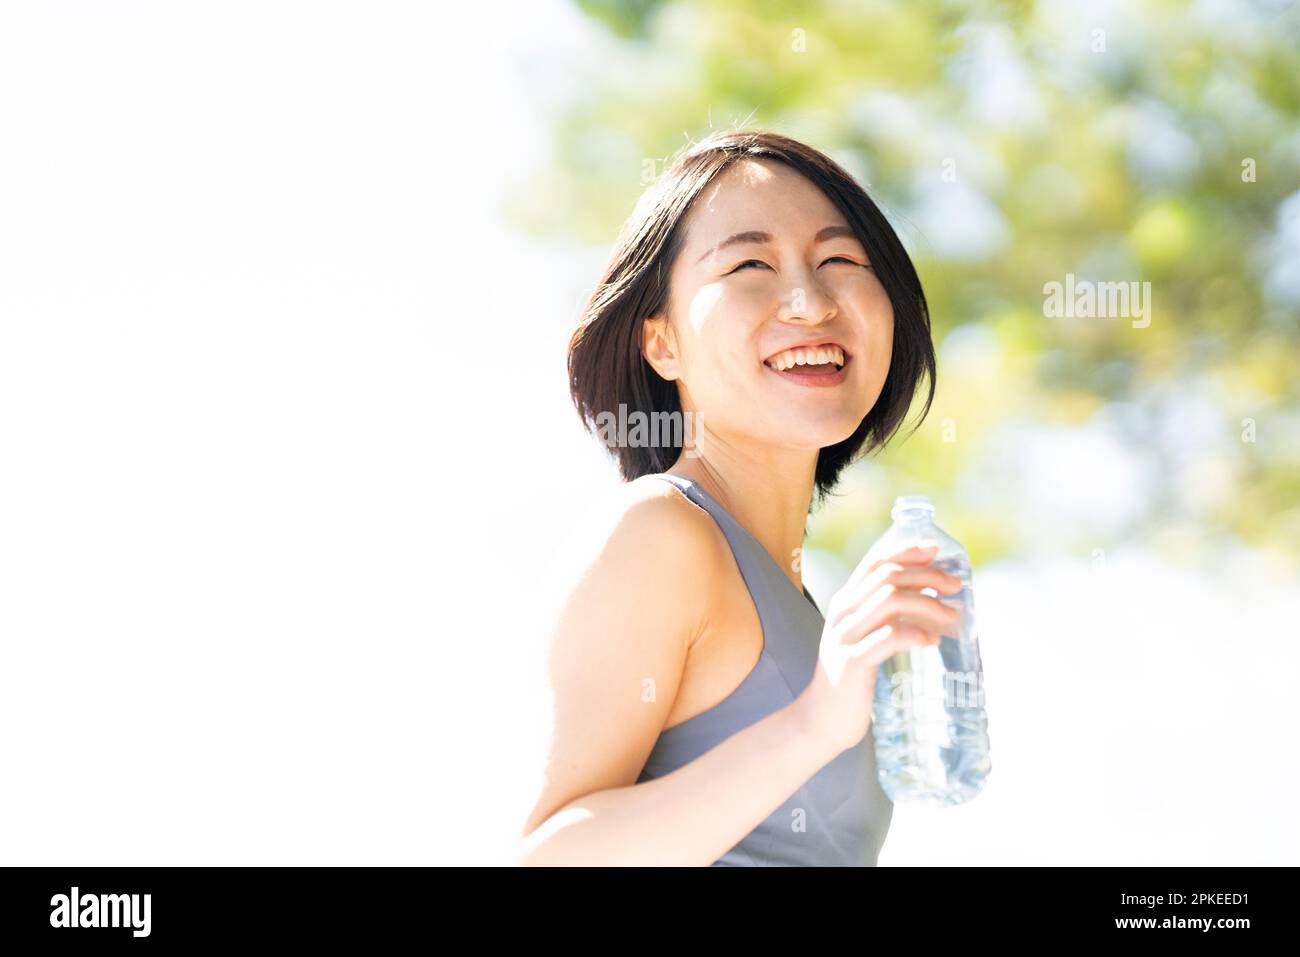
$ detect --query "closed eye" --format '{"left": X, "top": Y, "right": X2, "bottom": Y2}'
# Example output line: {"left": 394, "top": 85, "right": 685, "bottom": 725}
{"left": 728, "top": 256, "right": 869, "bottom": 274}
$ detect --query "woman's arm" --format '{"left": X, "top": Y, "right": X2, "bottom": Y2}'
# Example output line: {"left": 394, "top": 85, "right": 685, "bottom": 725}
{"left": 514, "top": 483, "right": 842, "bottom": 866}
{"left": 516, "top": 693, "right": 837, "bottom": 866}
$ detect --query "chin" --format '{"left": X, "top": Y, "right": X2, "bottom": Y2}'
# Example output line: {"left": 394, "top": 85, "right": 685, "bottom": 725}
{"left": 772, "top": 418, "right": 861, "bottom": 450}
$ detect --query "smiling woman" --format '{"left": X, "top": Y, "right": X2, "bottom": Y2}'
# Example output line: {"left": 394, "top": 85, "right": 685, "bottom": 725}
{"left": 568, "top": 131, "right": 935, "bottom": 500}
{"left": 516, "top": 130, "right": 953, "bottom": 867}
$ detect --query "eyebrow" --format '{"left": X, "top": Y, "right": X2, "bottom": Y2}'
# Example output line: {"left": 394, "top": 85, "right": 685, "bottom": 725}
{"left": 695, "top": 225, "right": 860, "bottom": 264}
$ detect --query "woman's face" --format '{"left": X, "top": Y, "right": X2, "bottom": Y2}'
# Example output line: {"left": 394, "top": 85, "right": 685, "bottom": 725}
{"left": 642, "top": 158, "right": 895, "bottom": 457}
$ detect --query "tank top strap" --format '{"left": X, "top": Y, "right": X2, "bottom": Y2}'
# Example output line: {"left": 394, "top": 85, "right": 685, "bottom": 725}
{"left": 642, "top": 472, "right": 823, "bottom": 669}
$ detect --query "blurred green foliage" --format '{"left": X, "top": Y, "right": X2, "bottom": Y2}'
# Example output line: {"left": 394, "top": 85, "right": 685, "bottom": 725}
{"left": 509, "top": 0, "right": 1300, "bottom": 570}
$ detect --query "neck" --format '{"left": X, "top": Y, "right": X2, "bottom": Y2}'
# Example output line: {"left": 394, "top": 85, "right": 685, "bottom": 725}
{"left": 667, "top": 445, "right": 817, "bottom": 592}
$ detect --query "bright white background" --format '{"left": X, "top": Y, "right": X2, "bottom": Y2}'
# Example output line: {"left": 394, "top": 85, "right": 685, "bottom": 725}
{"left": 2, "top": 1, "right": 1296, "bottom": 866}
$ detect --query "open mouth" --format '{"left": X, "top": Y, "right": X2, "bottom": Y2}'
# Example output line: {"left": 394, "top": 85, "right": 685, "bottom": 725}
{"left": 762, "top": 343, "right": 850, "bottom": 384}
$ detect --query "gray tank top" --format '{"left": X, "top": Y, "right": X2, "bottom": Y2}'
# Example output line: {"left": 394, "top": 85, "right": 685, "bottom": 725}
{"left": 635, "top": 472, "right": 894, "bottom": 866}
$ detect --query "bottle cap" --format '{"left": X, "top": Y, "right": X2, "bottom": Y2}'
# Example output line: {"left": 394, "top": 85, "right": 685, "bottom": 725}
{"left": 891, "top": 495, "right": 935, "bottom": 520}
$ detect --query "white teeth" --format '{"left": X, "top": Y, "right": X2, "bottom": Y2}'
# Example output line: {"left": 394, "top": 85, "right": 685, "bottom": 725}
{"left": 766, "top": 345, "right": 845, "bottom": 371}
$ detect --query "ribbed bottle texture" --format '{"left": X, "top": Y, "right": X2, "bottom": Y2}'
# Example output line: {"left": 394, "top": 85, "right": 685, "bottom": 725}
{"left": 866, "top": 496, "right": 992, "bottom": 806}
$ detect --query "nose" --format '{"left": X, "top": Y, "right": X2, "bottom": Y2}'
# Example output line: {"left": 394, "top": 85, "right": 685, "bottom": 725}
{"left": 776, "top": 270, "right": 837, "bottom": 326}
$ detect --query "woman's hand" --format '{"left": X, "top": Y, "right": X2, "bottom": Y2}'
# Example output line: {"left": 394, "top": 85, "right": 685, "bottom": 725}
{"left": 792, "top": 543, "right": 962, "bottom": 754}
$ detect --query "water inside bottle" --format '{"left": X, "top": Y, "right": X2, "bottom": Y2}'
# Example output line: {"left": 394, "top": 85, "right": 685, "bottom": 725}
{"left": 869, "top": 497, "right": 992, "bottom": 806}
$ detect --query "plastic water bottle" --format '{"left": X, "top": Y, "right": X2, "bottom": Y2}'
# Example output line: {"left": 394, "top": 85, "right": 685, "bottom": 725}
{"left": 865, "top": 495, "right": 992, "bottom": 806}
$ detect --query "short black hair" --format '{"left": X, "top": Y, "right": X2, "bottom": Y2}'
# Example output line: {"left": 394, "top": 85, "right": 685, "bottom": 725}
{"left": 567, "top": 129, "right": 936, "bottom": 509}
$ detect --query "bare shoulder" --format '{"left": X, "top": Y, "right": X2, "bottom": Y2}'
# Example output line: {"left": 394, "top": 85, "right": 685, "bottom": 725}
{"left": 544, "top": 474, "right": 726, "bottom": 621}
{"left": 606, "top": 474, "right": 726, "bottom": 568}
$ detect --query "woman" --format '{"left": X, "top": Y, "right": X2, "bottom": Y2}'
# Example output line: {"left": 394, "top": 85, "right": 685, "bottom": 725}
{"left": 516, "top": 130, "right": 961, "bottom": 866}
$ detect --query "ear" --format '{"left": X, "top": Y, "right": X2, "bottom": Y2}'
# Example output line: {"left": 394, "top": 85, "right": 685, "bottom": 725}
{"left": 640, "top": 312, "right": 681, "bottom": 381}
